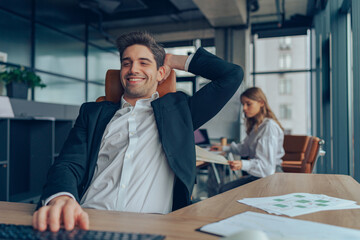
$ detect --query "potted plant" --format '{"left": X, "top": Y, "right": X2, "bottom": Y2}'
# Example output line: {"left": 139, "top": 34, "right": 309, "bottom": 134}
{"left": 0, "top": 66, "right": 46, "bottom": 99}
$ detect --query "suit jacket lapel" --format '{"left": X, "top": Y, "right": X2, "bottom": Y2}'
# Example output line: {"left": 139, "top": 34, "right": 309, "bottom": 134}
{"left": 84, "top": 102, "right": 120, "bottom": 193}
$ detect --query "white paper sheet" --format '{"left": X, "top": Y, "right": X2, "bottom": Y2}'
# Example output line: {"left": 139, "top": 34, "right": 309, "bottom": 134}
{"left": 237, "top": 193, "right": 360, "bottom": 217}
{"left": 199, "top": 211, "right": 360, "bottom": 240}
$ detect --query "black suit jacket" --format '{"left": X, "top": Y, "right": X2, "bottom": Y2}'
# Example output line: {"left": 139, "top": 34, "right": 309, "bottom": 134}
{"left": 38, "top": 47, "right": 243, "bottom": 211}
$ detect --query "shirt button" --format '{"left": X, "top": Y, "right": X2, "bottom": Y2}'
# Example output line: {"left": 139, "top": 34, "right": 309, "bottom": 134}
{"left": 121, "top": 184, "right": 126, "bottom": 189}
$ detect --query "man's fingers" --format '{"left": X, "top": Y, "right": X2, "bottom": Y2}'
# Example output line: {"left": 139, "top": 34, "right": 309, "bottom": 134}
{"left": 77, "top": 211, "right": 90, "bottom": 230}
{"left": 62, "top": 200, "right": 77, "bottom": 231}
{"left": 32, "top": 196, "right": 89, "bottom": 232}
{"left": 36, "top": 206, "right": 50, "bottom": 231}
{"left": 32, "top": 210, "right": 38, "bottom": 230}
{"left": 48, "top": 201, "right": 66, "bottom": 232}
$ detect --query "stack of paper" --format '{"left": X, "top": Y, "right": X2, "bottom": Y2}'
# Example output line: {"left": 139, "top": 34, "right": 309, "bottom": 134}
{"left": 195, "top": 145, "right": 229, "bottom": 165}
{"left": 238, "top": 193, "right": 360, "bottom": 217}
{"left": 199, "top": 211, "right": 360, "bottom": 239}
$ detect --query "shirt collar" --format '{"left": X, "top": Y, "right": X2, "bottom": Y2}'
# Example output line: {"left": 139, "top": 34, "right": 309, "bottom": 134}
{"left": 120, "top": 92, "right": 159, "bottom": 109}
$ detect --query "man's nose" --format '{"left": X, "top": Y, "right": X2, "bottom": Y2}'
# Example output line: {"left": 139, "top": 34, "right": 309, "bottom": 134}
{"left": 129, "top": 62, "right": 140, "bottom": 74}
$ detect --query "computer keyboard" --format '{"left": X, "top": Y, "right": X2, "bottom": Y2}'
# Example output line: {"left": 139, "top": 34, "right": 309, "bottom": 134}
{"left": 0, "top": 223, "right": 165, "bottom": 240}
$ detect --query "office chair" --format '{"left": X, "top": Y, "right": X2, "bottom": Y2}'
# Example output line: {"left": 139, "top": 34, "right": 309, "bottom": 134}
{"left": 281, "top": 135, "right": 325, "bottom": 173}
{"left": 96, "top": 69, "right": 177, "bottom": 103}
{"left": 305, "top": 137, "right": 325, "bottom": 173}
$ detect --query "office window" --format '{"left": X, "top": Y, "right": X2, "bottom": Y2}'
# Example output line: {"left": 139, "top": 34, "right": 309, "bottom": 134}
{"left": 347, "top": 12, "right": 354, "bottom": 176}
{"left": 176, "top": 82, "right": 193, "bottom": 96}
{"left": 35, "top": 24, "right": 85, "bottom": 79}
{"left": 279, "top": 37, "right": 292, "bottom": 50}
{"left": 279, "top": 53, "right": 292, "bottom": 69}
{"left": 279, "top": 78, "right": 292, "bottom": 95}
{"left": 279, "top": 104, "right": 292, "bottom": 120}
{"left": 88, "top": 46, "right": 120, "bottom": 83}
{"left": 35, "top": 73, "right": 85, "bottom": 105}
{"left": 88, "top": 83, "right": 105, "bottom": 102}
{"left": 255, "top": 72, "right": 308, "bottom": 134}
{"left": 0, "top": 10, "right": 31, "bottom": 66}
{"left": 0, "top": 54, "right": 7, "bottom": 96}
{"left": 255, "top": 35, "right": 307, "bottom": 72}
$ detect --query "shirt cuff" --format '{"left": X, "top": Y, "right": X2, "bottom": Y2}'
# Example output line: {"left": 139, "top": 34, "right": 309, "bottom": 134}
{"left": 222, "top": 145, "right": 231, "bottom": 152}
{"left": 184, "top": 53, "right": 195, "bottom": 72}
{"left": 241, "top": 160, "right": 251, "bottom": 172}
{"left": 43, "top": 192, "right": 76, "bottom": 206}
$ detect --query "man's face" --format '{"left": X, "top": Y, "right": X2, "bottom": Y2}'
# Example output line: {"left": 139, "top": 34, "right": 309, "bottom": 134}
{"left": 120, "top": 44, "right": 165, "bottom": 103}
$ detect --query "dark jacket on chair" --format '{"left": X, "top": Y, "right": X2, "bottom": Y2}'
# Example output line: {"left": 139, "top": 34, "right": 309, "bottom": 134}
{"left": 37, "top": 47, "right": 244, "bottom": 211}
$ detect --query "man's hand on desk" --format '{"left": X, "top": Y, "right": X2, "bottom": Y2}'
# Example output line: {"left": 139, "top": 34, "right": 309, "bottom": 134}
{"left": 32, "top": 195, "right": 89, "bottom": 232}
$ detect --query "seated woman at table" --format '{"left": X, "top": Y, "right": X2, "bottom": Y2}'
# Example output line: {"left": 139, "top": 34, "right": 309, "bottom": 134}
{"left": 212, "top": 87, "right": 285, "bottom": 193}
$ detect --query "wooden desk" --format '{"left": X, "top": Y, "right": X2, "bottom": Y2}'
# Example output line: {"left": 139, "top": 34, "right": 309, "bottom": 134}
{"left": 171, "top": 173, "right": 360, "bottom": 230}
{"left": 1, "top": 173, "right": 360, "bottom": 239}
{"left": 0, "top": 201, "right": 219, "bottom": 240}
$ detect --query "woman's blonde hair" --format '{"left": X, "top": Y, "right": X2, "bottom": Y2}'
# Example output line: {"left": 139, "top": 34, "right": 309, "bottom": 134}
{"left": 241, "top": 87, "right": 284, "bottom": 134}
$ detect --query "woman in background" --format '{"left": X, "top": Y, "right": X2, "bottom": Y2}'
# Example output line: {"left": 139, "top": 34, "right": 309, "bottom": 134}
{"left": 214, "top": 87, "right": 285, "bottom": 192}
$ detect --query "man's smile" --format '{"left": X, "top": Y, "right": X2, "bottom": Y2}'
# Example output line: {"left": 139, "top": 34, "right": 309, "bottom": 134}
{"left": 126, "top": 75, "right": 147, "bottom": 83}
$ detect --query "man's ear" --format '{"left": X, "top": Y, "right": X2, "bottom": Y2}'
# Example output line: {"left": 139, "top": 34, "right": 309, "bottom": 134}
{"left": 157, "top": 66, "right": 166, "bottom": 84}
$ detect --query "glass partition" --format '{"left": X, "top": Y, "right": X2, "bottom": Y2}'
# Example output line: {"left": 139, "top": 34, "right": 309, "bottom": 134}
{"left": 88, "top": 46, "right": 120, "bottom": 83}
{"left": 35, "top": 24, "right": 85, "bottom": 79}
{"left": 88, "top": 83, "right": 105, "bottom": 102}
{"left": 35, "top": 73, "right": 85, "bottom": 105}
{"left": 0, "top": 10, "right": 31, "bottom": 66}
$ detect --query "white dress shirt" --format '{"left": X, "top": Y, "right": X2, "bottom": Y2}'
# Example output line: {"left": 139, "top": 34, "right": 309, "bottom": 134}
{"left": 80, "top": 92, "right": 174, "bottom": 213}
{"left": 224, "top": 118, "right": 284, "bottom": 178}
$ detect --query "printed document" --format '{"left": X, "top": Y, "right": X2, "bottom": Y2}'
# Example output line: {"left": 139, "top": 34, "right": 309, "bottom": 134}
{"left": 199, "top": 211, "right": 360, "bottom": 240}
{"left": 195, "top": 145, "right": 228, "bottom": 165}
{"left": 238, "top": 193, "right": 360, "bottom": 217}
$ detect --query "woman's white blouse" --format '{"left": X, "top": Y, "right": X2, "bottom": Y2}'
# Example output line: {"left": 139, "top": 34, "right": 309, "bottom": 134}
{"left": 225, "top": 118, "right": 285, "bottom": 178}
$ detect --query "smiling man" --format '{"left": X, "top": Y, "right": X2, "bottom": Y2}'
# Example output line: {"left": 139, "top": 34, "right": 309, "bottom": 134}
{"left": 33, "top": 32, "right": 243, "bottom": 232}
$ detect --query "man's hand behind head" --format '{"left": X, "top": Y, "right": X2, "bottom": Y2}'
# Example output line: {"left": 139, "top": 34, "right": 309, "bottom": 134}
{"left": 161, "top": 53, "right": 173, "bottom": 82}
{"left": 32, "top": 195, "right": 89, "bottom": 232}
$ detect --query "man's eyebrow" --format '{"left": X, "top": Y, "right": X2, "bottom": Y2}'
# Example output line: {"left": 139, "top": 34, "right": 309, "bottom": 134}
{"left": 121, "top": 57, "right": 153, "bottom": 62}
{"left": 122, "top": 57, "right": 131, "bottom": 62}
{"left": 139, "top": 57, "right": 153, "bottom": 62}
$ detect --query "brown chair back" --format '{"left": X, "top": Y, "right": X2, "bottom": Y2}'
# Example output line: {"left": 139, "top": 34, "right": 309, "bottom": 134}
{"left": 282, "top": 135, "right": 324, "bottom": 173}
{"left": 282, "top": 135, "right": 310, "bottom": 173}
{"left": 305, "top": 137, "right": 321, "bottom": 173}
{"left": 96, "top": 69, "right": 177, "bottom": 103}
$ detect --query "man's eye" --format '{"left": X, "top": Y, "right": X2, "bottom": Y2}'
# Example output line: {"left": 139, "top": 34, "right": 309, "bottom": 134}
{"left": 122, "top": 62, "right": 130, "bottom": 67}
{"left": 141, "top": 62, "right": 149, "bottom": 65}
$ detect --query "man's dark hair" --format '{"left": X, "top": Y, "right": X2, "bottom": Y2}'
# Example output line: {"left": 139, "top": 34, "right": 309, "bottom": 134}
{"left": 116, "top": 32, "right": 165, "bottom": 69}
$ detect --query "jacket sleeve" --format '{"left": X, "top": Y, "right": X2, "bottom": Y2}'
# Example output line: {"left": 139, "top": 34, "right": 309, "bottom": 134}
{"left": 187, "top": 47, "right": 244, "bottom": 130}
{"left": 37, "top": 103, "right": 90, "bottom": 209}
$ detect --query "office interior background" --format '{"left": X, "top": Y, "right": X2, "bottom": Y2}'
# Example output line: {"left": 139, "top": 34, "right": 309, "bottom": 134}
{"left": 0, "top": 0, "right": 359, "bottom": 203}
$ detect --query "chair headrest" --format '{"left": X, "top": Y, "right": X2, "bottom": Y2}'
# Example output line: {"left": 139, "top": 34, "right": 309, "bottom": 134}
{"left": 103, "top": 69, "right": 177, "bottom": 103}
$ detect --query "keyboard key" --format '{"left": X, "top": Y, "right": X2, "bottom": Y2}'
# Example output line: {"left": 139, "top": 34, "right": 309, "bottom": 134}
{"left": 0, "top": 224, "right": 165, "bottom": 240}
